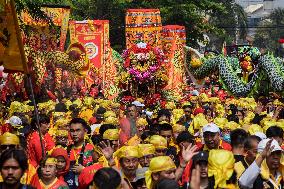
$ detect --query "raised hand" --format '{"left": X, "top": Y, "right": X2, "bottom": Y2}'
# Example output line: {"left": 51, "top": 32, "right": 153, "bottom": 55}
{"left": 181, "top": 143, "right": 199, "bottom": 163}
{"left": 190, "top": 165, "right": 201, "bottom": 189}
{"left": 260, "top": 139, "right": 274, "bottom": 158}
{"left": 99, "top": 140, "right": 114, "bottom": 160}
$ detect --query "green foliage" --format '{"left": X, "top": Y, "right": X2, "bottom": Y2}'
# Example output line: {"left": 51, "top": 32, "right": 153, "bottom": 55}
{"left": 209, "top": 0, "right": 248, "bottom": 49}
{"left": 253, "top": 8, "right": 284, "bottom": 56}
{"left": 16, "top": 0, "right": 246, "bottom": 52}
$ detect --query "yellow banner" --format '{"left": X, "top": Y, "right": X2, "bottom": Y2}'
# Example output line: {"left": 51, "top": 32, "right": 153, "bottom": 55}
{"left": 0, "top": 0, "right": 27, "bottom": 72}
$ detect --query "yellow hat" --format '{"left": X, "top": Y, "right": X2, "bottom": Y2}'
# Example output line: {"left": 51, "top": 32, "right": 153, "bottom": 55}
{"left": 112, "top": 102, "right": 121, "bottom": 108}
{"left": 182, "top": 102, "right": 191, "bottom": 107}
{"left": 215, "top": 104, "right": 225, "bottom": 117}
{"left": 113, "top": 145, "right": 140, "bottom": 160}
{"left": 73, "top": 99, "right": 82, "bottom": 108}
{"left": 0, "top": 132, "right": 20, "bottom": 145}
{"left": 138, "top": 144, "right": 155, "bottom": 156}
{"left": 136, "top": 98, "right": 144, "bottom": 104}
{"left": 103, "top": 117, "right": 119, "bottom": 125}
{"left": 104, "top": 111, "right": 116, "bottom": 118}
{"left": 84, "top": 97, "right": 94, "bottom": 107}
{"left": 243, "top": 111, "right": 255, "bottom": 125}
{"left": 172, "top": 124, "right": 185, "bottom": 133}
{"left": 213, "top": 117, "right": 228, "bottom": 129}
{"left": 103, "top": 129, "right": 119, "bottom": 140}
{"left": 53, "top": 112, "right": 66, "bottom": 119}
{"left": 54, "top": 118, "right": 69, "bottom": 128}
{"left": 199, "top": 93, "right": 209, "bottom": 102}
{"left": 209, "top": 97, "right": 220, "bottom": 103}
{"left": 99, "top": 100, "right": 112, "bottom": 110}
{"left": 55, "top": 129, "right": 69, "bottom": 137}
{"left": 148, "top": 135, "right": 167, "bottom": 149}
{"left": 45, "top": 157, "right": 57, "bottom": 165}
{"left": 208, "top": 150, "right": 235, "bottom": 189}
{"left": 165, "top": 101, "right": 176, "bottom": 110}
{"left": 225, "top": 121, "right": 240, "bottom": 130}
{"left": 273, "top": 99, "right": 284, "bottom": 106}
{"left": 38, "top": 100, "right": 55, "bottom": 113}
{"left": 192, "top": 113, "right": 208, "bottom": 130}
{"left": 136, "top": 118, "right": 148, "bottom": 127}
{"left": 145, "top": 156, "right": 176, "bottom": 189}
{"left": 79, "top": 109, "right": 94, "bottom": 122}
{"left": 248, "top": 124, "right": 263, "bottom": 135}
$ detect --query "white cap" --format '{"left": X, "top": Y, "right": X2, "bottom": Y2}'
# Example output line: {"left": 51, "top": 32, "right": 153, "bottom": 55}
{"left": 6, "top": 116, "right": 22, "bottom": 127}
{"left": 202, "top": 123, "right": 220, "bottom": 133}
{"left": 254, "top": 132, "right": 267, "bottom": 140}
{"left": 132, "top": 101, "right": 145, "bottom": 107}
{"left": 191, "top": 90, "right": 199, "bottom": 96}
{"left": 257, "top": 139, "right": 282, "bottom": 153}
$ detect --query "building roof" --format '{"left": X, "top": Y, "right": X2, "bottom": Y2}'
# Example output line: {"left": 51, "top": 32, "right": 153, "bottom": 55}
{"left": 244, "top": 3, "right": 263, "bottom": 14}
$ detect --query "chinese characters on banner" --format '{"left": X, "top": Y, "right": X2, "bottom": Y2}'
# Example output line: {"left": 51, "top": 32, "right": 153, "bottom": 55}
{"left": 162, "top": 25, "right": 186, "bottom": 92}
{"left": 125, "top": 9, "right": 162, "bottom": 49}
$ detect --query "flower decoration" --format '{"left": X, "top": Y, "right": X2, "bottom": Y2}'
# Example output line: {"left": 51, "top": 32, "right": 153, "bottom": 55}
{"left": 121, "top": 42, "right": 165, "bottom": 84}
{"left": 121, "top": 95, "right": 135, "bottom": 105}
{"left": 145, "top": 93, "right": 167, "bottom": 110}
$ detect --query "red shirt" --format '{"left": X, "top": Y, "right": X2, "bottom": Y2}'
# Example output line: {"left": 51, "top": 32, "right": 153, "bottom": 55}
{"left": 27, "top": 132, "right": 55, "bottom": 168}
{"left": 69, "top": 143, "right": 95, "bottom": 167}
{"left": 78, "top": 163, "right": 103, "bottom": 189}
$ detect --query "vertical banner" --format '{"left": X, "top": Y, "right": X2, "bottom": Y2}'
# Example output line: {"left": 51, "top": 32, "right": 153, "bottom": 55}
{"left": 125, "top": 9, "right": 162, "bottom": 49}
{"left": 0, "top": 0, "right": 27, "bottom": 72}
{"left": 162, "top": 25, "right": 186, "bottom": 92}
{"left": 69, "top": 20, "right": 109, "bottom": 69}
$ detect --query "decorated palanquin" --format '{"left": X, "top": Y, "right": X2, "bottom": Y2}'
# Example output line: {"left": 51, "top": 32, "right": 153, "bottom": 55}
{"left": 162, "top": 25, "right": 187, "bottom": 93}
{"left": 125, "top": 9, "right": 162, "bottom": 49}
{"left": 69, "top": 20, "right": 120, "bottom": 99}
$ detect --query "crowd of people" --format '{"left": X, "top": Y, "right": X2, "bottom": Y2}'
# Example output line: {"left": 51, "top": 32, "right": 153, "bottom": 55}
{"left": 0, "top": 85, "right": 283, "bottom": 189}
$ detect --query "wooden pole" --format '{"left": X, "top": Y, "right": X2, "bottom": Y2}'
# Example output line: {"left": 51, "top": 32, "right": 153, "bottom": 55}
{"left": 10, "top": 0, "right": 45, "bottom": 158}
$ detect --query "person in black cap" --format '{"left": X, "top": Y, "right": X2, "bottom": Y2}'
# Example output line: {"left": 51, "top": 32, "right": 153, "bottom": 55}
{"left": 189, "top": 151, "right": 210, "bottom": 189}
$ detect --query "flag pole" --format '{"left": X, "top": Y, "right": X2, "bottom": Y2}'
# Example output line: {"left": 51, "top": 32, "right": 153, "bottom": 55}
{"left": 10, "top": 0, "right": 45, "bottom": 158}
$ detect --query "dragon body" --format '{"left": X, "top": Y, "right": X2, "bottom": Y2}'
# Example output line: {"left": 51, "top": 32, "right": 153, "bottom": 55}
{"left": 184, "top": 46, "right": 284, "bottom": 97}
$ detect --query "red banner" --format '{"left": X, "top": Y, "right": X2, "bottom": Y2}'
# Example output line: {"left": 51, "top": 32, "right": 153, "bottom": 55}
{"left": 162, "top": 25, "right": 186, "bottom": 92}
{"left": 69, "top": 20, "right": 109, "bottom": 68}
{"left": 125, "top": 9, "right": 162, "bottom": 49}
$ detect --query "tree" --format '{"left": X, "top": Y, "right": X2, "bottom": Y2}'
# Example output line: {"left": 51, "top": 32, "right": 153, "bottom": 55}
{"left": 209, "top": 0, "right": 248, "bottom": 50}
{"left": 253, "top": 8, "right": 284, "bottom": 56}
{"left": 16, "top": 0, "right": 246, "bottom": 52}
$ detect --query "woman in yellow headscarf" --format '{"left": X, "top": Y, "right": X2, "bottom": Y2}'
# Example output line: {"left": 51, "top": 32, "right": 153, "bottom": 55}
{"left": 208, "top": 149, "right": 237, "bottom": 189}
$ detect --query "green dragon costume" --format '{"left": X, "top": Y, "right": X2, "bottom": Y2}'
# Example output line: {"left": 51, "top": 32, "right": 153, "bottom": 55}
{"left": 184, "top": 46, "right": 284, "bottom": 97}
